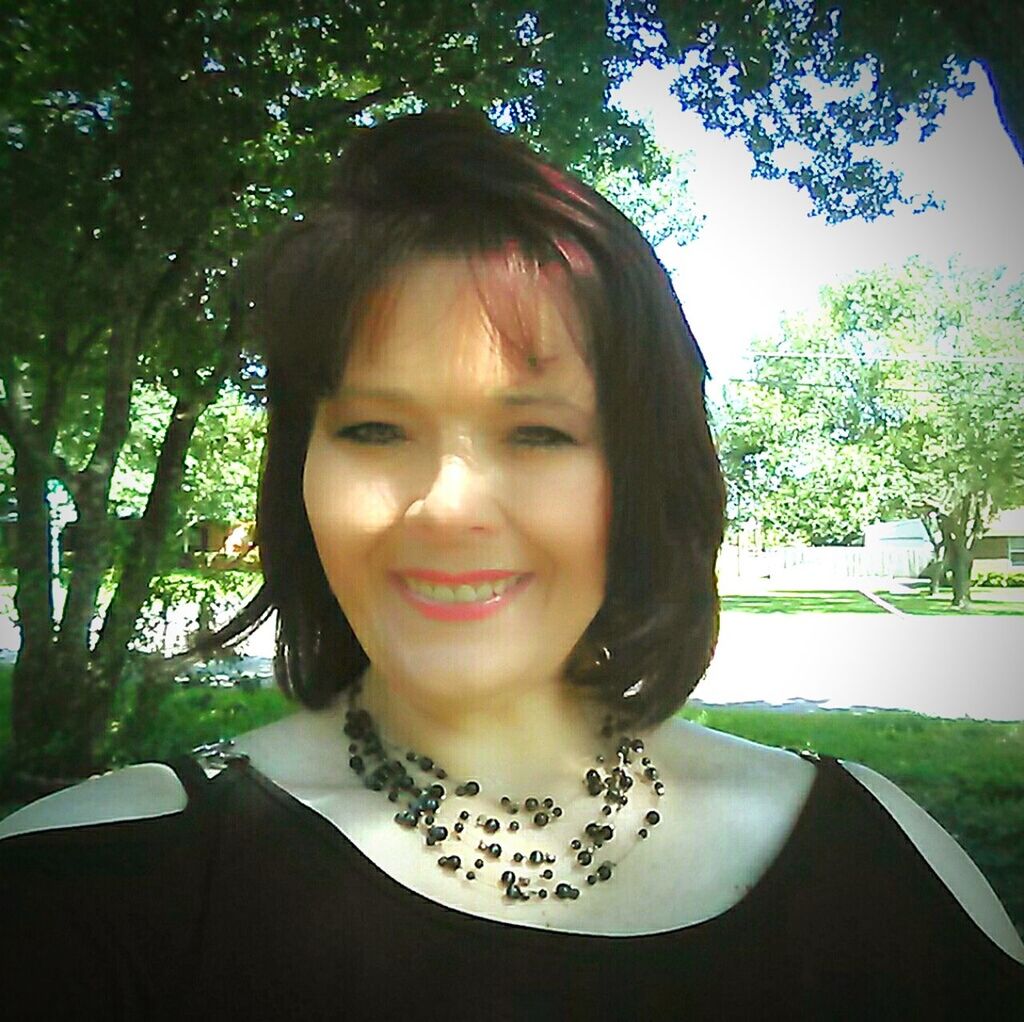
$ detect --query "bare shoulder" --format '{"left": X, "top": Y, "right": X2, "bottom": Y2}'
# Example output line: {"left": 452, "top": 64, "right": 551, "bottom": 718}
{"left": 652, "top": 714, "right": 817, "bottom": 797}
{"left": 838, "top": 758, "right": 1024, "bottom": 965}
{"left": 0, "top": 763, "right": 187, "bottom": 842}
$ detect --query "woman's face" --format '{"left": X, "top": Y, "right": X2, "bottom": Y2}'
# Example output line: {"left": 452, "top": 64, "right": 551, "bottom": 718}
{"left": 303, "top": 255, "right": 612, "bottom": 708}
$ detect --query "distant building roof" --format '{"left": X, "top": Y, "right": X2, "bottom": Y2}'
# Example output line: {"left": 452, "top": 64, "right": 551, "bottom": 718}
{"left": 986, "top": 507, "right": 1024, "bottom": 536}
{"left": 863, "top": 518, "right": 931, "bottom": 545}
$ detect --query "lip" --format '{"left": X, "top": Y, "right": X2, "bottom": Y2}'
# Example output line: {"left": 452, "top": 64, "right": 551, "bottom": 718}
{"left": 395, "top": 568, "right": 523, "bottom": 585}
{"left": 389, "top": 571, "right": 533, "bottom": 622}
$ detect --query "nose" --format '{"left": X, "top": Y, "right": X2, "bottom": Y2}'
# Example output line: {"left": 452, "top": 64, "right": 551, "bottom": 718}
{"left": 406, "top": 449, "right": 500, "bottom": 535}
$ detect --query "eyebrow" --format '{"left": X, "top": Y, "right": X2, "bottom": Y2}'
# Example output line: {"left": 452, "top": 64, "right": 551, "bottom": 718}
{"left": 334, "top": 385, "right": 589, "bottom": 413}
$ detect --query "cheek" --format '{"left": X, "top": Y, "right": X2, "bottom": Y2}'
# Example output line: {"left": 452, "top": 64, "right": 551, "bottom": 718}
{"left": 302, "top": 444, "right": 399, "bottom": 574}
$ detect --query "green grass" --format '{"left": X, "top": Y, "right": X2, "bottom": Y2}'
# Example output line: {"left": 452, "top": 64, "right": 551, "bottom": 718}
{"left": 0, "top": 664, "right": 1021, "bottom": 937}
{"left": 721, "top": 590, "right": 884, "bottom": 613}
{"left": 721, "top": 588, "right": 1024, "bottom": 615}
{"left": 883, "top": 592, "right": 1024, "bottom": 616}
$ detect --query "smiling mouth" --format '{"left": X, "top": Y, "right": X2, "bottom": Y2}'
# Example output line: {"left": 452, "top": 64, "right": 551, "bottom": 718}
{"left": 398, "top": 574, "right": 530, "bottom": 604}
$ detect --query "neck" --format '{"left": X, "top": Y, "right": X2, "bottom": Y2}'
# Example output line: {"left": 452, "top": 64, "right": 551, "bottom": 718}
{"left": 350, "top": 665, "right": 628, "bottom": 808}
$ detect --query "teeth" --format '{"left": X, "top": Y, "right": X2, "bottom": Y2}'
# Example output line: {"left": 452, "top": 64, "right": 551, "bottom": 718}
{"left": 404, "top": 576, "right": 523, "bottom": 603}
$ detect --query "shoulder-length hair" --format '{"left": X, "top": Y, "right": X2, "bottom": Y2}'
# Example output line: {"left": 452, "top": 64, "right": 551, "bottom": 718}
{"left": 244, "top": 109, "right": 725, "bottom": 730}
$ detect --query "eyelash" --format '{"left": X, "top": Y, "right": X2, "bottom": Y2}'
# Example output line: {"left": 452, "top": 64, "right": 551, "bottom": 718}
{"left": 335, "top": 422, "right": 577, "bottom": 449}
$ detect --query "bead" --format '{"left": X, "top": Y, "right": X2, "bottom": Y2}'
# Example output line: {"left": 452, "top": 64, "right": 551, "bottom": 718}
{"left": 509, "top": 820, "right": 520, "bottom": 832}
{"left": 439, "top": 855, "right": 461, "bottom": 871}
{"left": 529, "top": 850, "right": 545, "bottom": 865}
{"left": 552, "top": 807, "right": 562, "bottom": 818}
{"left": 597, "top": 863, "right": 613, "bottom": 881}
{"left": 655, "top": 782, "right": 665, "bottom": 795}
{"left": 425, "top": 815, "right": 434, "bottom": 825}
{"left": 488, "top": 843, "right": 501, "bottom": 857}
{"left": 555, "top": 883, "right": 578, "bottom": 900}
{"left": 538, "top": 889, "right": 548, "bottom": 899}
{"left": 454, "top": 822, "right": 464, "bottom": 833}
{"left": 395, "top": 811, "right": 418, "bottom": 828}
{"left": 349, "top": 755, "right": 364, "bottom": 773}
{"left": 525, "top": 797, "right": 539, "bottom": 811}
{"left": 466, "top": 871, "right": 476, "bottom": 880}
{"left": 645, "top": 810, "right": 661, "bottom": 826}
{"left": 577, "top": 850, "right": 592, "bottom": 865}
{"left": 631, "top": 739, "right": 645, "bottom": 753}
{"left": 571, "top": 839, "right": 582, "bottom": 850}
{"left": 543, "top": 797, "right": 554, "bottom": 809}
{"left": 644, "top": 766, "right": 658, "bottom": 781}
{"left": 426, "top": 825, "right": 448, "bottom": 845}
{"left": 459, "top": 811, "right": 469, "bottom": 821}
{"left": 418, "top": 756, "right": 434, "bottom": 772}
{"left": 388, "top": 791, "right": 399, "bottom": 802}
{"left": 602, "top": 805, "right": 612, "bottom": 816}
{"left": 533, "top": 812, "right": 549, "bottom": 827}
{"left": 475, "top": 859, "right": 484, "bottom": 869}
{"left": 349, "top": 743, "right": 358, "bottom": 754}
{"left": 541, "top": 869, "right": 553, "bottom": 879}
{"left": 638, "top": 828, "right": 648, "bottom": 839}
{"left": 587, "top": 875, "right": 597, "bottom": 885}
{"left": 513, "top": 852, "right": 524, "bottom": 863}
{"left": 600, "top": 825, "right": 614, "bottom": 841}
{"left": 484, "top": 818, "right": 500, "bottom": 833}
{"left": 505, "top": 882, "right": 528, "bottom": 901}
{"left": 465, "top": 781, "right": 480, "bottom": 796}
{"left": 501, "top": 870, "right": 515, "bottom": 884}
{"left": 406, "top": 751, "right": 417, "bottom": 762}
{"left": 436, "top": 768, "right": 447, "bottom": 780}
{"left": 428, "top": 783, "right": 445, "bottom": 799}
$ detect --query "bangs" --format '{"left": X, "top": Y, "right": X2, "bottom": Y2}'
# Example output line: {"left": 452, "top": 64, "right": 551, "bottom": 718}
{"left": 341, "top": 241, "right": 600, "bottom": 387}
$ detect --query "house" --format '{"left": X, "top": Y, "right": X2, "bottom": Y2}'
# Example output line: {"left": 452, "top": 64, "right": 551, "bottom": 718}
{"left": 971, "top": 507, "right": 1024, "bottom": 575}
{"left": 864, "top": 508, "right": 1024, "bottom": 576}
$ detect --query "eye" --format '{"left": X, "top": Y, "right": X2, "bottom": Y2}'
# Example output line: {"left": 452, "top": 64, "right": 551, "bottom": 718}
{"left": 512, "top": 426, "right": 576, "bottom": 448}
{"left": 336, "top": 422, "right": 405, "bottom": 445}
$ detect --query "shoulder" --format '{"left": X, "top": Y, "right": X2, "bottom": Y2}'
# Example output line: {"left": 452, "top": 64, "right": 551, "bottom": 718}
{"left": 837, "top": 758, "right": 1024, "bottom": 966}
{"left": 0, "top": 763, "right": 188, "bottom": 842}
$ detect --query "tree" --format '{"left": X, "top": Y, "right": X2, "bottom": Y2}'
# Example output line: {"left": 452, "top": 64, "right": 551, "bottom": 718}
{"left": 654, "top": 0, "right": 1024, "bottom": 222}
{"left": 3, "top": 1, "right": 1022, "bottom": 776}
{"left": 716, "top": 259, "right": 1024, "bottom": 605}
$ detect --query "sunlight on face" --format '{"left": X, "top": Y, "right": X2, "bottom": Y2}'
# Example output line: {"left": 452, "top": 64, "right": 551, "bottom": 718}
{"left": 302, "top": 255, "right": 612, "bottom": 709}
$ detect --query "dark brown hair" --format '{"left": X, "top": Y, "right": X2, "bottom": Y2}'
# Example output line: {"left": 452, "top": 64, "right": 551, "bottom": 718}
{"left": 245, "top": 109, "right": 725, "bottom": 730}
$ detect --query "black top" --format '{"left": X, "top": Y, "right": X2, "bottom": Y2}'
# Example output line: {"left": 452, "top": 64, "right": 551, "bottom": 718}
{"left": 1, "top": 751, "right": 1021, "bottom": 1020}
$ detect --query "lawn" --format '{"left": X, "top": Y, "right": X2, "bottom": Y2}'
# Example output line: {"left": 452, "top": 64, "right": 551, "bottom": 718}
{"left": 721, "top": 588, "right": 1024, "bottom": 615}
{"left": 0, "top": 663, "right": 1021, "bottom": 938}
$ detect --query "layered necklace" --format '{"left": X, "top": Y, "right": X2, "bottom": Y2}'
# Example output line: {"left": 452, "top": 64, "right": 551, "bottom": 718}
{"left": 343, "top": 680, "right": 665, "bottom": 902}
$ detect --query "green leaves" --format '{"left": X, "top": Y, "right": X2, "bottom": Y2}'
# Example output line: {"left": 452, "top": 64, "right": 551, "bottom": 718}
{"left": 717, "top": 258, "right": 1024, "bottom": 550}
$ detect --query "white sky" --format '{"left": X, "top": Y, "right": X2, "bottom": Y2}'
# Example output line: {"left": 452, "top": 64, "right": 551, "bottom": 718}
{"left": 612, "top": 62, "right": 1024, "bottom": 394}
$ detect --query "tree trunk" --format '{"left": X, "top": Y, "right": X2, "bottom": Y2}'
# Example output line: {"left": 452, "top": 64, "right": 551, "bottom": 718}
{"left": 949, "top": 543, "right": 973, "bottom": 609}
{"left": 9, "top": 447, "right": 56, "bottom": 751}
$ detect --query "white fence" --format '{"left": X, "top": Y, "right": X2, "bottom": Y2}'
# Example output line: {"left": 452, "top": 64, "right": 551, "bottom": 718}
{"left": 719, "top": 544, "right": 934, "bottom": 582}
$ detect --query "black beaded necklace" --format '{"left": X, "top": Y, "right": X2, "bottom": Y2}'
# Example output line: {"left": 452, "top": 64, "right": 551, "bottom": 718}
{"left": 343, "top": 682, "right": 665, "bottom": 902}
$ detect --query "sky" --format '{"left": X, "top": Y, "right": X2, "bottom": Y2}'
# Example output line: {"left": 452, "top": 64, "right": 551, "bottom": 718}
{"left": 612, "top": 62, "right": 1024, "bottom": 394}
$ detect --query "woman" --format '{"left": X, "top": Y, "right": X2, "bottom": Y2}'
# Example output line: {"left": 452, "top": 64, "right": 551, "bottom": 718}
{"left": 2, "top": 111, "right": 1022, "bottom": 1018}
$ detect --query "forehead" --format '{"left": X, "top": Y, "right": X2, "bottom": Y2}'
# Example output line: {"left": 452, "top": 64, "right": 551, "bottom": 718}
{"left": 341, "top": 255, "right": 594, "bottom": 400}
